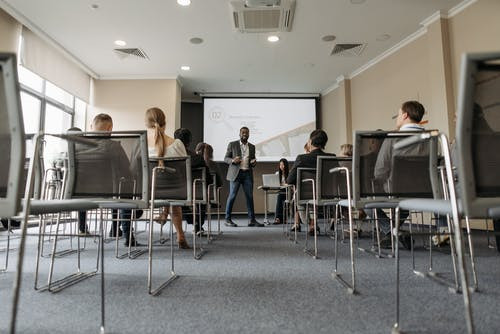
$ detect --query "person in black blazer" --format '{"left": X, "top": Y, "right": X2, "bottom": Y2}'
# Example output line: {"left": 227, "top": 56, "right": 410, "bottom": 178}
{"left": 224, "top": 127, "right": 263, "bottom": 227}
{"left": 287, "top": 129, "right": 336, "bottom": 233}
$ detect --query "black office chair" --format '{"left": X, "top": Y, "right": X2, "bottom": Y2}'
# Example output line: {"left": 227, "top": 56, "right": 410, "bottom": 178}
{"left": 148, "top": 156, "right": 192, "bottom": 296}
{"left": 393, "top": 52, "right": 500, "bottom": 334}
{"left": 0, "top": 53, "right": 104, "bottom": 333}
{"left": 294, "top": 167, "right": 316, "bottom": 257}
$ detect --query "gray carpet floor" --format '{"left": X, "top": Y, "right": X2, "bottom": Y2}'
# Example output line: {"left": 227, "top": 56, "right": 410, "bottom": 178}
{"left": 0, "top": 216, "right": 499, "bottom": 334}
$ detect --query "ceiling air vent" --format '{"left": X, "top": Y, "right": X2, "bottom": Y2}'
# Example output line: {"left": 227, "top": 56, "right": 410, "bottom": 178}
{"left": 331, "top": 43, "right": 366, "bottom": 56}
{"left": 113, "top": 48, "right": 149, "bottom": 60}
{"left": 245, "top": 0, "right": 281, "bottom": 7}
{"left": 231, "top": 0, "right": 295, "bottom": 33}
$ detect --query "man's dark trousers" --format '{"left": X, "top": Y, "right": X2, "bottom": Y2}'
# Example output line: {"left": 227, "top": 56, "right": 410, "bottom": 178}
{"left": 225, "top": 170, "right": 255, "bottom": 220}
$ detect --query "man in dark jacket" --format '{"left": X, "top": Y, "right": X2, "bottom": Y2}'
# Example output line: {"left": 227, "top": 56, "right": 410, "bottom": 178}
{"left": 224, "top": 126, "right": 263, "bottom": 227}
{"left": 287, "top": 129, "right": 336, "bottom": 233}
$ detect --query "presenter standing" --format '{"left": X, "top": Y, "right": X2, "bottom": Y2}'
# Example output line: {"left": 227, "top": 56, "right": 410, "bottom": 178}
{"left": 224, "top": 127, "right": 264, "bottom": 227}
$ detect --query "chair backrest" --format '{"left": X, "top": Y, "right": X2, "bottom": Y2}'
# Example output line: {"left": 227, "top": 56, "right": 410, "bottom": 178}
{"left": 0, "top": 53, "right": 25, "bottom": 217}
{"left": 353, "top": 130, "right": 439, "bottom": 206}
{"left": 192, "top": 166, "right": 207, "bottom": 202}
{"left": 316, "top": 156, "right": 351, "bottom": 201}
{"left": 150, "top": 156, "right": 192, "bottom": 203}
{"left": 296, "top": 167, "right": 316, "bottom": 204}
{"left": 456, "top": 52, "right": 500, "bottom": 217}
{"left": 23, "top": 134, "right": 43, "bottom": 200}
{"left": 390, "top": 155, "right": 433, "bottom": 197}
{"left": 64, "top": 131, "right": 149, "bottom": 204}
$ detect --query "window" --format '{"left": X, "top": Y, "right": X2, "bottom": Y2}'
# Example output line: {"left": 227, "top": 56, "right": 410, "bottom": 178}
{"left": 17, "top": 65, "right": 88, "bottom": 165}
{"left": 18, "top": 66, "right": 43, "bottom": 93}
{"left": 74, "top": 98, "right": 87, "bottom": 130}
{"left": 44, "top": 104, "right": 72, "bottom": 133}
{"left": 44, "top": 104, "right": 73, "bottom": 163}
{"left": 46, "top": 81, "right": 74, "bottom": 108}
{"left": 20, "top": 92, "right": 41, "bottom": 134}
{"left": 17, "top": 65, "right": 88, "bottom": 133}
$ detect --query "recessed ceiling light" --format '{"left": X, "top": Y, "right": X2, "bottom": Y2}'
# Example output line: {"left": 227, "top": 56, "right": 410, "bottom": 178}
{"left": 350, "top": 0, "right": 366, "bottom": 4}
{"left": 177, "top": 0, "right": 191, "bottom": 6}
{"left": 376, "top": 34, "right": 391, "bottom": 41}
{"left": 190, "top": 37, "right": 204, "bottom": 44}
{"left": 322, "top": 35, "right": 336, "bottom": 42}
{"left": 181, "top": 65, "right": 191, "bottom": 71}
{"left": 114, "top": 40, "right": 127, "bottom": 46}
{"left": 267, "top": 35, "right": 280, "bottom": 42}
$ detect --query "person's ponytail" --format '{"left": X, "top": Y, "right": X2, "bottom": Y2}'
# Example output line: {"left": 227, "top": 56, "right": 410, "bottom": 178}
{"left": 146, "top": 107, "right": 167, "bottom": 166}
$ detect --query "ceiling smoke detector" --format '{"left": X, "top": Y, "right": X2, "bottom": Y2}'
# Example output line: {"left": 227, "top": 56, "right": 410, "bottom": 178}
{"left": 331, "top": 43, "right": 366, "bottom": 56}
{"left": 322, "top": 35, "right": 336, "bottom": 42}
{"left": 190, "top": 37, "right": 204, "bottom": 44}
{"left": 231, "top": 0, "right": 295, "bottom": 33}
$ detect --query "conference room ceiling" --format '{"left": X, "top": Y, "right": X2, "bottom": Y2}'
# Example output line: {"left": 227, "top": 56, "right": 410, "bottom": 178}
{"left": 1, "top": 0, "right": 464, "bottom": 100}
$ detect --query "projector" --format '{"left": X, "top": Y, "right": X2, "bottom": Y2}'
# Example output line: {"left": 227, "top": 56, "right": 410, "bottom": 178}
{"left": 245, "top": 0, "right": 280, "bottom": 7}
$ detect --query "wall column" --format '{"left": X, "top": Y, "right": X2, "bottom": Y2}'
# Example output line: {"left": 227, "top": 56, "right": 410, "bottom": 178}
{"left": 321, "top": 75, "right": 352, "bottom": 154}
{"left": 425, "top": 16, "right": 456, "bottom": 137}
{"left": 0, "top": 8, "right": 22, "bottom": 53}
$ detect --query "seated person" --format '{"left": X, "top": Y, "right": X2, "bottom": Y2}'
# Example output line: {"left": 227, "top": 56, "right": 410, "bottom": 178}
{"left": 287, "top": 129, "right": 336, "bottom": 235}
{"left": 145, "top": 110, "right": 193, "bottom": 249}
{"left": 372, "top": 101, "right": 426, "bottom": 249}
{"left": 339, "top": 143, "right": 353, "bottom": 157}
{"left": 494, "top": 220, "right": 500, "bottom": 253}
{"left": 184, "top": 142, "right": 223, "bottom": 233}
{"left": 76, "top": 113, "right": 140, "bottom": 246}
{"left": 1, "top": 218, "right": 20, "bottom": 230}
{"left": 67, "top": 127, "right": 94, "bottom": 236}
{"left": 273, "top": 158, "right": 289, "bottom": 224}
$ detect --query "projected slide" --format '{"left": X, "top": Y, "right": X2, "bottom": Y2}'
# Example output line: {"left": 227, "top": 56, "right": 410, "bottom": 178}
{"left": 204, "top": 98, "right": 316, "bottom": 161}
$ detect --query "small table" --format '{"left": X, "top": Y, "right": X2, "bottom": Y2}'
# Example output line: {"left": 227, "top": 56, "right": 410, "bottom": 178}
{"left": 258, "top": 186, "right": 283, "bottom": 224}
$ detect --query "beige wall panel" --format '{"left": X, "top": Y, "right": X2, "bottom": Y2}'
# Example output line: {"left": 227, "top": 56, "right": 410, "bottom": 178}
{"left": 350, "top": 35, "right": 433, "bottom": 132}
{"left": 449, "top": 0, "right": 500, "bottom": 105}
{"left": 90, "top": 79, "right": 180, "bottom": 135}
{"left": 0, "top": 8, "right": 21, "bottom": 53}
{"left": 425, "top": 18, "right": 456, "bottom": 137}
{"left": 321, "top": 86, "right": 349, "bottom": 154}
{"left": 174, "top": 80, "right": 182, "bottom": 130}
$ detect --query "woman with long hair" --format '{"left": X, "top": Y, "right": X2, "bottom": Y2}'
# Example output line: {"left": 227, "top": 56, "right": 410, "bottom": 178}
{"left": 184, "top": 142, "right": 224, "bottom": 233}
{"left": 195, "top": 142, "right": 223, "bottom": 187}
{"left": 145, "top": 107, "right": 190, "bottom": 249}
{"left": 274, "top": 158, "right": 289, "bottom": 224}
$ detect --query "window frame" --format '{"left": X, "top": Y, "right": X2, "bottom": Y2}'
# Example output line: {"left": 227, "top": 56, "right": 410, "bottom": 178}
{"left": 18, "top": 68, "right": 80, "bottom": 134}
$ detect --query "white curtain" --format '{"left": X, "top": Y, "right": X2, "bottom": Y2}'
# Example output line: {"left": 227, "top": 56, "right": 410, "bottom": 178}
{"left": 21, "top": 27, "right": 91, "bottom": 102}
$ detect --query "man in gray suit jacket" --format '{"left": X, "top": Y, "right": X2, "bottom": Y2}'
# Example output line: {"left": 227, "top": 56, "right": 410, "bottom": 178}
{"left": 224, "top": 127, "right": 263, "bottom": 227}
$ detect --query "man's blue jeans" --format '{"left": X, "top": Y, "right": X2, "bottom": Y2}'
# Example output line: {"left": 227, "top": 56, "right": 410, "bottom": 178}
{"left": 225, "top": 170, "right": 255, "bottom": 220}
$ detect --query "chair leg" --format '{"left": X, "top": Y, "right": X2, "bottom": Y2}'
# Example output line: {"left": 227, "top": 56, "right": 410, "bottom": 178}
{"left": 334, "top": 204, "right": 339, "bottom": 273}
{"left": 447, "top": 214, "right": 460, "bottom": 292}
{"left": 193, "top": 202, "right": 206, "bottom": 260}
{"left": 464, "top": 217, "right": 478, "bottom": 292}
{"left": 148, "top": 203, "right": 178, "bottom": 296}
{"left": 374, "top": 210, "right": 382, "bottom": 258}
{"left": 332, "top": 203, "right": 356, "bottom": 294}
{"left": 485, "top": 219, "right": 495, "bottom": 249}
{"left": 303, "top": 203, "right": 319, "bottom": 259}
{"left": 99, "top": 210, "right": 106, "bottom": 334}
{"left": 393, "top": 207, "right": 401, "bottom": 333}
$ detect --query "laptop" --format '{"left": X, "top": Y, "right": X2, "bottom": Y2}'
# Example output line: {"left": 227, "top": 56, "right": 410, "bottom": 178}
{"left": 262, "top": 173, "right": 280, "bottom": 188}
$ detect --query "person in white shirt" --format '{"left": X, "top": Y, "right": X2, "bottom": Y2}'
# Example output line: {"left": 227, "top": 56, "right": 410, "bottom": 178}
{"left": 145, "top": 107, "right": 191, "bottom": 249}
{"left": 373, "top": 101, "right": 426, "bottom": 249}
